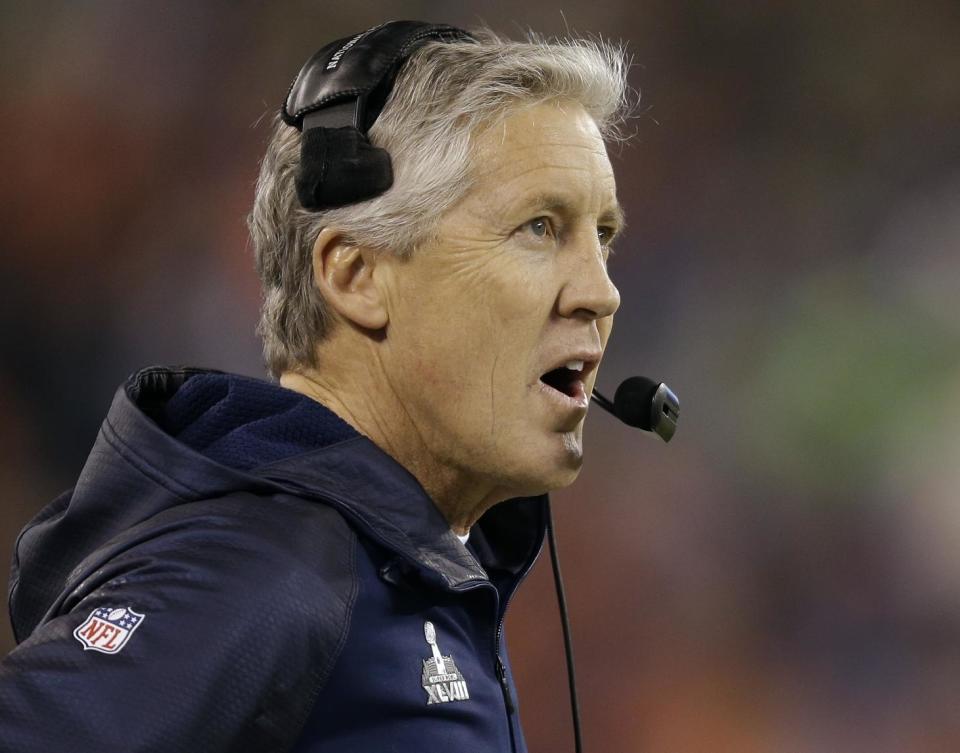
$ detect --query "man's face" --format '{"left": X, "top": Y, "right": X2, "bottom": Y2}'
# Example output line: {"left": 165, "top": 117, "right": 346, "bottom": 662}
{"left": 380, "top": 99, "right": 622, "bottom": 499}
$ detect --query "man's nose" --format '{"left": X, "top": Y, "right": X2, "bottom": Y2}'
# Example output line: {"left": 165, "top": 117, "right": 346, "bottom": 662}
{"left": 556, "top": 235, "right": 621, "bottom": 320}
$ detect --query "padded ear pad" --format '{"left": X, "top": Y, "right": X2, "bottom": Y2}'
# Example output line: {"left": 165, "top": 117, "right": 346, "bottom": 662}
{"left": 296, "top": 126, "right": 392, "bottom": 209}
{"left": 282, "top": 21, "right": 472, "bottom": 210}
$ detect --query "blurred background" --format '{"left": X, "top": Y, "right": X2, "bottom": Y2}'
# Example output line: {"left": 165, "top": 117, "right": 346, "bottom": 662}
{"left": 2, "top": 1, "right": 959, "bottom": 750}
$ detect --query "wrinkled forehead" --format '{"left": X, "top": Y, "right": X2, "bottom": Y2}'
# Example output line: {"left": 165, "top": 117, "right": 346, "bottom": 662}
{"left": 465, "top": 99, "right": 620, "bottom": 218}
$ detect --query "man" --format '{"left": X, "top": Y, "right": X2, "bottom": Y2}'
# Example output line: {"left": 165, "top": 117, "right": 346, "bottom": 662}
{"left": 0, "top": 22, "right": 627, "bottom": 752}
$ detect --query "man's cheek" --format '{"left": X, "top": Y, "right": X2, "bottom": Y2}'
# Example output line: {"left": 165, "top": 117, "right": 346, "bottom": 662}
{"left": 493, "top": 282, "right": 550, "bottom": 326}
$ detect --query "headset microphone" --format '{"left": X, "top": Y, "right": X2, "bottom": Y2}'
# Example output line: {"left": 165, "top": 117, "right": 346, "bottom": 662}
{"left": 591, "top": 376, "right": 680, "bottom": 441}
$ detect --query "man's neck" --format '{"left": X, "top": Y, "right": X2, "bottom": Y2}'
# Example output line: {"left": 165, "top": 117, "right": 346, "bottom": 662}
{"left": 278, "top": 366, "right": 502, "bottom": 534}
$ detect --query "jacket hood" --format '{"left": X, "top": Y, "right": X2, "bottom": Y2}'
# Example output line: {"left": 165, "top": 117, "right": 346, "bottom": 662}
{"left": 9, "top": 367, "right": 546, "bottom": 642}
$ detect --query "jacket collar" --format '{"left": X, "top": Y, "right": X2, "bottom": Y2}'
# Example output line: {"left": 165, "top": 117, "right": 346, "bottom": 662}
{"left": 257, "top": 437, "right": 547, "bottom": 590}
{"left": 118, "top": 367, "right": 547, "bottom": 591}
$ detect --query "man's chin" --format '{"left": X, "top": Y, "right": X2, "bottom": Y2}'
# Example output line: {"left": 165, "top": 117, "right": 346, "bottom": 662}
{"left": 529, "top": 433, "right": 585, "bottom": 492}
{"left": 502, "top": 474, "right": 580, "bottom": 501}
{"left": 559, "top": 424, "right": 586, "bottom": 458}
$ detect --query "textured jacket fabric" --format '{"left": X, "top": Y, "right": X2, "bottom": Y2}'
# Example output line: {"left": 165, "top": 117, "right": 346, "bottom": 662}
{"left": 0, "top": 367, "right": 546, "bottom": 752}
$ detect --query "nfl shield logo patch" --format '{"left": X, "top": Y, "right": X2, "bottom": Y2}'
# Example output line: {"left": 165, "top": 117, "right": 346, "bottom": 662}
{"left": 73, "top": 606, "right": 145, "bottom": 654}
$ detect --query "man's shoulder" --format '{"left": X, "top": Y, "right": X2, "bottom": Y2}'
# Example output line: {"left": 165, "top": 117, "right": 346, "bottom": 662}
{"left": 2, "top": 492, "right": 363, "bottom": 752}
{"left": 41, "top": 488, "right": 363, "bottom": 656}
{"left": 65, "top": 490, "right": 363, "bottom": 697}
{"left": 108, "top": 490, "right": 360, "bottom": 603}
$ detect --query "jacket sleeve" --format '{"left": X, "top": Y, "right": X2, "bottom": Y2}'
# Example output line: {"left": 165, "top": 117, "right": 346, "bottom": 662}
{"left": 0, "top": 494, "right": 358, "bottom": 753}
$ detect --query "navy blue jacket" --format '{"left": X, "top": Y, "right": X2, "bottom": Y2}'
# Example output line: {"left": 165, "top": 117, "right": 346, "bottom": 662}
{"left": 1, "top": 367, "right": 547, "bottom": 752}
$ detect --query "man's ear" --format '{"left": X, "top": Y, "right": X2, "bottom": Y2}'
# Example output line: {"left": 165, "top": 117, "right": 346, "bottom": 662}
{"left": 311, "top": 227, "right": 388, "bottom": 331}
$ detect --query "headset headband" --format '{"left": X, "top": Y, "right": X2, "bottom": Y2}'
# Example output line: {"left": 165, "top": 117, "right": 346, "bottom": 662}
{"left": 282, "top": 21, "right": 472, "bottom": 210}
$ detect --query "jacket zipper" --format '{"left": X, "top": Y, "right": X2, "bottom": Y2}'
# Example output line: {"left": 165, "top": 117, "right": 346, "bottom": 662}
{"left": 453, "top": 578, "right": 517, "bottom": 749}
{"left": 455, "top": 582, "right": 513, "bottom": 694}
{"left": 458, "top": 528, "right": 545, "bottom": 747}
{"left": 496, "top": 656, "right": 516, "bottom": 713}
{"left": 492, "top": 587, "right": 519, "bottom": 712}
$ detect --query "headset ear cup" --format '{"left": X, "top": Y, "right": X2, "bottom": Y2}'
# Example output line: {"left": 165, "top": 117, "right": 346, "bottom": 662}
{"left": 296, "top": 126, "right": 393, "bottom": 210}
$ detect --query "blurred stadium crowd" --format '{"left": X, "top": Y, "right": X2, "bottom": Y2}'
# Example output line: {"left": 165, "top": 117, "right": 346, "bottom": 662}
{"left": 1, "top": 2, "right": 958, "bottom": 751}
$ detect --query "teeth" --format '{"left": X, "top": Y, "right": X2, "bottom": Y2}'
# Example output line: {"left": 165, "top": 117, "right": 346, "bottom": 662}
{"left": 564, "top": 360, "right": 585, "bottom": 372}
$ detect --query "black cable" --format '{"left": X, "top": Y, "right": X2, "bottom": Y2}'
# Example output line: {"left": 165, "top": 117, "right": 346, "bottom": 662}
{"left": 546, "top": 499, "right": 583, "bottom": 753}
{"left": 590, "top": 388, "right": 614, "bottom": 416}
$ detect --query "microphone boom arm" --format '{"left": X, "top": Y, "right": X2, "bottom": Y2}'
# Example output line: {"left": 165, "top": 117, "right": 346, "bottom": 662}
{"left": 589, "top": 389, "right": 615, "bottom": 416}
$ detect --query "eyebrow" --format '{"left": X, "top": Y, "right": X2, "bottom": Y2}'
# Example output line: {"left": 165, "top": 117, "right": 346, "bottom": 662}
{"left": 520, "top": 192, "right": 626, "bottom": 231}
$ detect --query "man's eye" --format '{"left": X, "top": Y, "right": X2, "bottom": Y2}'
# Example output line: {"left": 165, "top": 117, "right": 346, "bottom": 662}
{"left": 524, "top": 217, "right": 552, "bottom": 238}
{"left": 597, "top": 226, "right": 615, "bottom": 245}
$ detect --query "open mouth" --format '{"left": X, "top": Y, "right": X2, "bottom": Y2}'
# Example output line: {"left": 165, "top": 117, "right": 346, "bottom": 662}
{"left": 540, "top": 364, "right": 583, "bottom": 398}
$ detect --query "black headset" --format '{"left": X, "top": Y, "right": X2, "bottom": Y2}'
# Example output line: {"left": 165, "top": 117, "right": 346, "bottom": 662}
{"left": 283, "top": 21, "right": 472, "bottom": 210}
{"left": 282, "top": 22, "right": 681, "bottom": 752}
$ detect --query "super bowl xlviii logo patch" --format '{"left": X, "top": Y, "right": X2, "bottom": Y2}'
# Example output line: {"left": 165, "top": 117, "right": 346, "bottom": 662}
{"left": 421, "top": 621, "right": 470, "bottom": 704}
{"left": 73, "top": 606, "right": 145, "bottom": 654}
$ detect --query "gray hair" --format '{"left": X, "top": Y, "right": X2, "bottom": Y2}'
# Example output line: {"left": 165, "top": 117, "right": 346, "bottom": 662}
{"left": 248, "top": 28, "right": 632, "bottom": 378}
